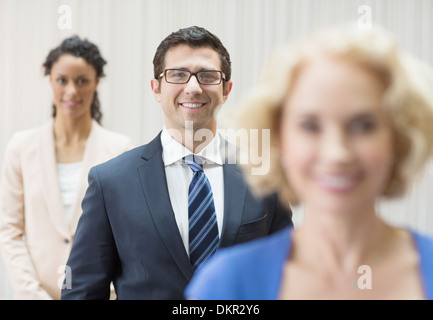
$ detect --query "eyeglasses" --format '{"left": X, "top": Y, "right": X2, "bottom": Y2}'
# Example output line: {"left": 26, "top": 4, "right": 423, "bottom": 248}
{"left": 159, "top": 69, "right": 226, "bottom": 85}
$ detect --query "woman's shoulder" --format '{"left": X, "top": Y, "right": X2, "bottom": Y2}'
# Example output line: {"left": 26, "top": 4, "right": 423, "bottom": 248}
{"left": 410, "top": 229, "right": 433, "bottom": 299}
{"left": 91, "top": 121, "right": 133, "bottom": 150}
{"left": 185, "top": 226, "right": 292, "bottom": 299}
{"left": 5, "top": 122, "right": 51, "bottom": 149}
{"left": 93, "top": 122, "right": 131, "bottom": 142}
{"left": 411, "top": 229, "right": 433, "bottom": 253}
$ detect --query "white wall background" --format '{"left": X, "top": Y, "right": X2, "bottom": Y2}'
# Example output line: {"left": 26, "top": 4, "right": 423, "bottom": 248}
{"left": 1, "top": 0, "right": 432, "bottom": 299}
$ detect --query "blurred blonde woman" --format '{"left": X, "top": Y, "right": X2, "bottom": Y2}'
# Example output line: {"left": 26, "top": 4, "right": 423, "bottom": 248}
{"left": 186, "top": 24, "right": 433, "bottom": 300}
{"left": 0, "top": 36, "right": 132, "bottom": 299}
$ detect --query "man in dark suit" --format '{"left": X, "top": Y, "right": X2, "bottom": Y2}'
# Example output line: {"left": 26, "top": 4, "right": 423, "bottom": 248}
{"left": 61, "top": 26, "right": 292, "bottom": 300}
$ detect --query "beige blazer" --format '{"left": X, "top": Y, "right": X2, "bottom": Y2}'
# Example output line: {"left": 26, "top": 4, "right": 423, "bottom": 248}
{"left": 0, "top": 120, "right": 132, "bottom": 299}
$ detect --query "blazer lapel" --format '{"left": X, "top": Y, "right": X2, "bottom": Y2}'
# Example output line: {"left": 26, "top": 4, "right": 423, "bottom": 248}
{"left": 68, "top": 120, "right": 101, "bottom": 235}
{"left": 39, "top": 121, "right": 70, "bottom": 239}
{"left": 219, "top": 163, "right": 247, "bottom": 248}
{"left": 137, "top": 133, "right": 193, "bottom": 280}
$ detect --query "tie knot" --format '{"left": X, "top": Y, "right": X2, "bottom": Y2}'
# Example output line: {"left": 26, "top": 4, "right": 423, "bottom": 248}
{"left": 183, "top": 155, "right": 203, "bottom": 173}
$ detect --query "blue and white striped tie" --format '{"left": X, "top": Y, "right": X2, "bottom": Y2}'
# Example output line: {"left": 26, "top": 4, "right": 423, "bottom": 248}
{"left": 184, "top": 155, "right": 219, "bottom": 271}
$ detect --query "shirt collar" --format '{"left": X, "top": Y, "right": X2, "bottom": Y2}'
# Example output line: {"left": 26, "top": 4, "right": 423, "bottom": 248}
{"left": 161, "top": 127, "right": 224, "bottom": 166}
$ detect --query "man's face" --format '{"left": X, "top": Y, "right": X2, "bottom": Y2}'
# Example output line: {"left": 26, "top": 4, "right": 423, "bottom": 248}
{"left": 151, "top": 44, "right": 232, "bottom": 136}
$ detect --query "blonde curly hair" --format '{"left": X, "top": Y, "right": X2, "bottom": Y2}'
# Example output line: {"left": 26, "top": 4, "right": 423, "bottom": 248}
{"left": 229, "top": 23, "right": 433, "bottom": 207}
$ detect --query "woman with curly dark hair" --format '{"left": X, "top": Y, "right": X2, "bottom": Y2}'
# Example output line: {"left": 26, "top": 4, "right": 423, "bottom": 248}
{"left": 0, "top": 36, "right": 132, "bottom": 299}
{"left": 43, "top": 35, "right": 106, "bottom": 124}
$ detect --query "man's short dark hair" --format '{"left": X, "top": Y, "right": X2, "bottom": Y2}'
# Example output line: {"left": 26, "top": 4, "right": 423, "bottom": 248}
{"left": 153, "top": 26, "right": 232, "bottom": 84}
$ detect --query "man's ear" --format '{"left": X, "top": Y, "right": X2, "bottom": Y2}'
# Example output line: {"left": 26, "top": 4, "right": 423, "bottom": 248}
{"left": 222, "top": 80, "right": 233, "bottom": 103}
{"left": 150, "top": 78, "right": 161, "bottom": 102}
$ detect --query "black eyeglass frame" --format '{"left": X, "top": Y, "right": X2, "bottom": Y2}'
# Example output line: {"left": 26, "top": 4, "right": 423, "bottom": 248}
{"left": 159, "top": 68, "right": 226, "bottom": 85}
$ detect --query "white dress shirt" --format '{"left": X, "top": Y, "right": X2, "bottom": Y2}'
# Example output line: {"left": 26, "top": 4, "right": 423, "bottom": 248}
{"left": 161, "top": 128, "right": 224, "bottom": 255}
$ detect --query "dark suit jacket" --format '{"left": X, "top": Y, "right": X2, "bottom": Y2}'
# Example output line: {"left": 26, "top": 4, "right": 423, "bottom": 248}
{"left": 61, "top": 132, "right": 292, "bottom": 300}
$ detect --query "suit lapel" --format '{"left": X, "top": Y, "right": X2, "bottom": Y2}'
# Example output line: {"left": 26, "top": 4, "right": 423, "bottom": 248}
{"left": 137, "top": 133, "right": 193, "bottom": 280}
{"left": 39, "top": 121, "right": 70, "bottom": 239}
{"left": 220, "top": 163, "right": 247, "bottom": 247}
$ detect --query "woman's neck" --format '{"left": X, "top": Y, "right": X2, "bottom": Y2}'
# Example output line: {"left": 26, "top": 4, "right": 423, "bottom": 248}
{"left": 292, "top": 204, "right": 392, "bottom": 275}
{"left": 53, "top": 116, "right": 92, "bottom": 145}
{"left": 53, "top": 116, "right": 92, "bottom": 163}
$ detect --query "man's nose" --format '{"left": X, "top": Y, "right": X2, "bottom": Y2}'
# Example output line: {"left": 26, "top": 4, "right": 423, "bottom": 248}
{"left": 184, "top": 74, "right": 203, "bottom": 95}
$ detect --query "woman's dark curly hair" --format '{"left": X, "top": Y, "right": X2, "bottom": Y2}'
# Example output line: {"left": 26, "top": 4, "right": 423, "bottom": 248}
{"left": 42, "top": 35, "right": 107, "bottom": 124}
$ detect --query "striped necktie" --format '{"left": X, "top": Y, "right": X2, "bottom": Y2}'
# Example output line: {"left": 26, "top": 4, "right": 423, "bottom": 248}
{"left": 184, "top": 155, "right": 219, "bottom": 271}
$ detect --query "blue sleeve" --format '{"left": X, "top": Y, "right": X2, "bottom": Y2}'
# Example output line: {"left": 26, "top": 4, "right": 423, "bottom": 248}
{"left": 185, "top": 250, "right": 244, "bottom": 300}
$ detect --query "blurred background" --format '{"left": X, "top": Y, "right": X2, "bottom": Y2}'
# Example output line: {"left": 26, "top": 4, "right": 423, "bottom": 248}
{"left": 1, "top": 0, "right": 432, "bottom": 299}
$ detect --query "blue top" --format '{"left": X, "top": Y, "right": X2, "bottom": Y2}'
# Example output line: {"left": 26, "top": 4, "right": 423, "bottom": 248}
{"left": 185, "top": 226, "right": 433, "bottom": 300}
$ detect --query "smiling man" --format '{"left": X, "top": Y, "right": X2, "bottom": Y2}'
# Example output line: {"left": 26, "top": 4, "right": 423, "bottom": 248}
{"left": 152, "top": 44, "right": 229, "bottom": 152}
{"left": 61, "top": 26, "right": 292, "bottom": 300}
